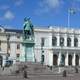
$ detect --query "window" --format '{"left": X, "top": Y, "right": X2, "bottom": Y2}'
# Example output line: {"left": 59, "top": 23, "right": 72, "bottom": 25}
{"left": 52, "top": 37, "right": 57, "bottom": 46}
{"left": 16, "top": 54, "right": 20, "bottom": 58}
{"left": 8, "top": 43, "right": 10, "bottom": 49}
{"left": 60, "top": 37, "right": 64, "bottom": 46}
{"left": 17, "top": 34, "right": 20, "bottom": 38}
{"left": 0, "top": 40, "right": 1, "bottom": 51}
{"left": 41, "top": 38, "right": 45, "bottom": 47}
{"left": 67, "top": 37, "right": 71, "bottom": 47}
{"left": 17, "top": 44, "right": 20, "bottom": 49}
{"left": 74, "top": 38, "right": 78, "bottom": 47}
{"left": 0, "top": 40, "right": 1, "bottom": 45}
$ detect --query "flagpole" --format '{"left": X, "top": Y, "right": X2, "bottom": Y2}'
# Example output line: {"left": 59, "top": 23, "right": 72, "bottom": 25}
{"left": 68, "top": 9, "right": 70, "bottom": 28}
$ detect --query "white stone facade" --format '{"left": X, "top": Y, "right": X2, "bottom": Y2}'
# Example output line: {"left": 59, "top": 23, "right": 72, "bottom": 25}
{"left": 34, "top": 27, "right": 80, "bottom": 66}
{"left": 0, "top": 26, "right": 80, "bottom": 67}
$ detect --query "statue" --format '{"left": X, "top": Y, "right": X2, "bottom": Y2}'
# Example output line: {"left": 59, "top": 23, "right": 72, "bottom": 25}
{"left": 23, "top": 17, "right": 34, "bottom": 39}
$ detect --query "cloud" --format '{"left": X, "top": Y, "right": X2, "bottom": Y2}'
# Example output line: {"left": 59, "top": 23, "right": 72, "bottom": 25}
{"left": 0, "top": 5, "right": 9, "bottom": 10}
{"left": 14, "top": 0, "right": 24, "bottom": 6}
{"left": 3, "top": 10, "right": 15, "bottom": 20}
{"left": 35, "top": 0, "right": 64, "bottom": 15}
{"left": 43, "top": 0, "right": 61, "bottom": 9}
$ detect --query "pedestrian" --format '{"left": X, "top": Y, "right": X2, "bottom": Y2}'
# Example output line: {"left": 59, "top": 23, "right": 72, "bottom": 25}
{"left": 2, "top": 66, "right": 4, "bottom": 71}
{"left": 23, "top": 69, "right": 28, "bottom": 78}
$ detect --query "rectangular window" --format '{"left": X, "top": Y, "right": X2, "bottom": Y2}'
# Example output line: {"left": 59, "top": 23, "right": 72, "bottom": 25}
{"left": 8, "top": 43, "right": 10, "bottom": 49}
{"left": 16, "top": 54, "right": 20, "bottom": 58}
{"left": 52, "top": 37, "right": 57, "bottom": 46}
{"left": 17, "top": 34, "right": 20, "bottom": 38}
{"left": 0, "top": 40, "right": 1, "bottom": 51}
{"left": 17, "top": 44, "right": 20, "bottom": 49}
{"left": 41, "top": 38, "right": 45, "bottom": 47}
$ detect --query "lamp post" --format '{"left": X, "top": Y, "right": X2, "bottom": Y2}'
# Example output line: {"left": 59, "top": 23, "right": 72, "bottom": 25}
{"left": 6, "top": 34, "right": 10, "bottom": 61}
{"left": 58, "top": 38, "right": 64, "bottom": 73}
{"left": 41, "top": 46, "right": 44, "bottom": 65}
{"left": 68, "top": 8, "right": 76, "bottom": 28}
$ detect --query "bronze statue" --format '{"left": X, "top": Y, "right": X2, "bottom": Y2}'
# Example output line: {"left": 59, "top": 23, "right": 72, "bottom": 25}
{"left": 23, "top": 17, "right": 34, "bottom": 39}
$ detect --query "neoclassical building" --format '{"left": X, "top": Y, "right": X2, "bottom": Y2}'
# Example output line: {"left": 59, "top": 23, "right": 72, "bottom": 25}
{"left": 0, "top": 25, "right": 80, "bottom": 67}
{"left": 34, "top": 26, "right": 80, "bottom": 67}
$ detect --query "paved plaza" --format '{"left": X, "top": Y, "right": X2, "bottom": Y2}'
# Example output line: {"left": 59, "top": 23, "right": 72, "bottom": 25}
{"left": 0, "top": 62, "right": 80, "bottom": 80}
{"left": 0, "top": 72, "right": 80, "bottom": 80}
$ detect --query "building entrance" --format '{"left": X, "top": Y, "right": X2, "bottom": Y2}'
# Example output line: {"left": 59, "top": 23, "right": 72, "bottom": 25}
{"left": 68, "top": 55, "right": 72, "bottom": 66}
{"left": 0, "top": 56, "right": 2, "bottom": 67}
{"left": 53, "top": 54, "right": 58, "bottom": 66}
{"left": 75, "top": 55, "right": 79, "bottom": 66}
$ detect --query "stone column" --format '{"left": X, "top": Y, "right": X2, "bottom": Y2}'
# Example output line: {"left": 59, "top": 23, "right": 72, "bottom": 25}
{"left": 79, "top": 55, "right": 80, "bottom": 66}
{"left": 48, "top": 50, "right": 53, "bottom": 66}
{"left": 58, "top": 52, "right": 61, "bottom": 66}
{"left": 71, "top": 35, "right": 74, "bottom": 47}
{"left": 57, "top": 34, "right": 60, "bottom": 47}
{"left": 2, "top": 55, "right": 6, "bottom": 67}
{"left": 49, "top": 33, "right": 52, "bottom": 47}
{"left": 64, "top": 34, "right": 67, "bottom": 47}
{"left": 10, "top": 35, "right": 16, "bottom": 64}
{"left": 65, "top": 52, "right": 68, "bottom": 66}
{"left": 72, "top": 52, "right": 75, "bottom": 66}
{"left": 78, "top": 36, "right": 80, "bottom": 47}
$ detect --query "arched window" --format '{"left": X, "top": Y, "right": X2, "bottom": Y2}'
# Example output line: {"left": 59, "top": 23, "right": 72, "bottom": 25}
{"left": 60, "top": 37, "right": 64, "bottom": 46}
{"left": 74, "top": 38, "right": 78, "bottom": 47}
{"left": 67, "top": 37, "right": 71, "bottom": 47}
{"left": 52, "top": 37, "right": 57, "bottom": 46}
{"left": 75, "top": 55, "right": 79, "bottom": 66}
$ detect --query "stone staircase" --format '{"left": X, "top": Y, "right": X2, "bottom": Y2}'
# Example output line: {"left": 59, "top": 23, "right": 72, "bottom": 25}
{"left": 17, "top": 62, "right": 58, "bottom": 75}
{"left": 0, "top": 62, "right": 80, "bottom": 76}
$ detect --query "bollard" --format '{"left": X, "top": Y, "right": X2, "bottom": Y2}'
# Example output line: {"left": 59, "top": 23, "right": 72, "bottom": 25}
{"left": 2, "top": 67, "right": 4, "bottom": 71}
{"left": 75, "top": 67, "right": 78, "bottom": 73}
{"left": 23, "top": 70, "right": 28, "bottom": 78}
{"left": 63, "top": 70, "right": 67, "bottom": 77}
{"left": 15, "top": 70, "right": 20, "bottom": 74}
{"left": 50, "top": 66, "right": 52, "bottom": 70}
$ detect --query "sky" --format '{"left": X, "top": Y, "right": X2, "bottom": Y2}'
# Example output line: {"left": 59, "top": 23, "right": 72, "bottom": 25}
{"left": 0, "top": 0, "right": 80, "bottom": 29}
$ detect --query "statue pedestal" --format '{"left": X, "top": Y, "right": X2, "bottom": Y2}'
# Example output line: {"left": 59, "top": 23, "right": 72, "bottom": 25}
{"left": 20, "top": 39, "right": 35, "bottom": 62}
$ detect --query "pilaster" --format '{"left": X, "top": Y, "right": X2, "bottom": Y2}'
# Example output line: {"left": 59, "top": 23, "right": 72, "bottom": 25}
{"left": 65, "top": 52, "right": 68, "bottom": 66}
{"left": 58, "top": 52, "right": 61, "bottom": 66}
{"left": 57, "top": 34, "right": 60, "bottom": 47}
{"left": 72, "top": 52, "right": 75, "bottom": 66}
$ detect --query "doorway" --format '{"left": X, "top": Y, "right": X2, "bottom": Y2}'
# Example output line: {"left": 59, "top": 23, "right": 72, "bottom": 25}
{"left": 53, "top": 54, "right": 58, "bottom": 66}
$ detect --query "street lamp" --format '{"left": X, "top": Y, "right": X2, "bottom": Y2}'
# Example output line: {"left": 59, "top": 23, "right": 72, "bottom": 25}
{"left": 68, "top": 8, "right": 76, "bottom": 28}
{"left": 6, "top": 34, "right": 10, "bottom": 60}
{"left": 58, "top": 38, "right": 64, "bottom": 73}
{"left": 41, "top": 46, "right": 44, "bottom": 65}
